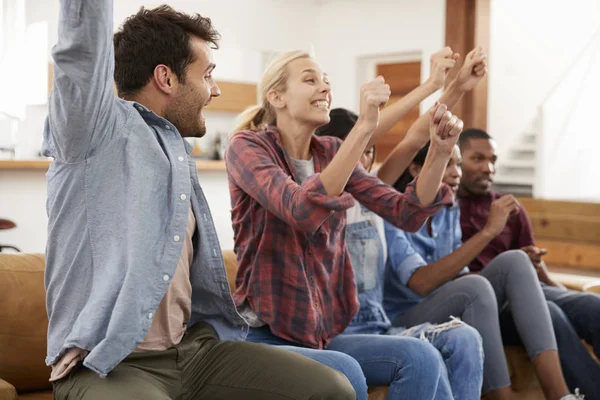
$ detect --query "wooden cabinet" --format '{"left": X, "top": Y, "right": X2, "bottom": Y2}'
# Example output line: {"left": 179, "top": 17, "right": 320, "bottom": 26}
{"left": 206, "top": 81, "right": 257, "bottom": 113}
{"left": 47, "top": 64, "right": 257, "bottom": 114}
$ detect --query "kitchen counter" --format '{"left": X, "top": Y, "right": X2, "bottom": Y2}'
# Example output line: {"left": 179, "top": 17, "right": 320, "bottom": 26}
{"left": 0, "top": 159, "right": 227, "bottom": 172}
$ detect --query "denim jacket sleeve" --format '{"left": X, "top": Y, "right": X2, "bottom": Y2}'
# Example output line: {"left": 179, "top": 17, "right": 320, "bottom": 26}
{"left": 384, "top": 221, "right": 427, "bottom": 285}
{"left": 45, "top": 0, "right": 122, "bottom": 162}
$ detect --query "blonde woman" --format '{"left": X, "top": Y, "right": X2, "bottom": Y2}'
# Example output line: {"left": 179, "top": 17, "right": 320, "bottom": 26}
{"left": 225, "top": 50, "right": 464, "bottom": 399}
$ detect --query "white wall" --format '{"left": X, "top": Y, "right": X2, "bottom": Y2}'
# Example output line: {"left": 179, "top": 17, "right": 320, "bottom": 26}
{"left": 488, "top": 0, "right": 600, "bottom": 162}
{"left": 314, "top": 0, "right": 446, "bottom": 113}
{"left": 537, "top": 33, "right": 600, "bottom": 201}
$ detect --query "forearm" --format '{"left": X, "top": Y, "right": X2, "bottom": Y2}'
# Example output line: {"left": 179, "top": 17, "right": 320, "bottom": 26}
{"left": 409, "top": 230, "right": 494, "bottom": 296}
{"left": 376, "top": 136, "right": 422, "bottom": 185}
{"left": 376, "top": 80, "right": 466, "bottom": 185}
{"left": 367, "top": 82, "right": 438, "bottom": 148}
{"left": 414, "top": 144, "right": 451, "bottom": 206}
{"left": 440, "top": 80, "right": 465, "bottom": 112}
{"left": 320, "top": 123, "right": 372, "bottom": 196}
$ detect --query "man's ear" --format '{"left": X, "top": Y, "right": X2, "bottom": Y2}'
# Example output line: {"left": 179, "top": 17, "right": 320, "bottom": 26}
{"left": 266, "top": 88, "right": 285, "bottom": 110}
{"left": 153, "top": 64, "right": 177, "bottom": 95}
{"left": 409, "top": 163, "right": 423, "bottom": 178}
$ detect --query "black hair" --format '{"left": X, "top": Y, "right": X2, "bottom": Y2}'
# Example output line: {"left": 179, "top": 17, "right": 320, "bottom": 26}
{"left": 316, "top": 108, "right": 376, "bottom": 167}
{"left": 392, "top": 142, "right": 430, "bottom": 193}
{"left": 458, "top": 128, "right": 492, "bottom": 150}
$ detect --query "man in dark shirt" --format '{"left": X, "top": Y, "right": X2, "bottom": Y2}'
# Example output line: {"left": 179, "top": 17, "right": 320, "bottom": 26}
{"left": 457, "top": 128, "right": 600, "bottom": 397}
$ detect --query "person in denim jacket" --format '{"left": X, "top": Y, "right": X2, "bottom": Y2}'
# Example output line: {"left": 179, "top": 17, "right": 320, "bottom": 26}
{"left": 384, "top": 143, "right": 582, "bottom": 400}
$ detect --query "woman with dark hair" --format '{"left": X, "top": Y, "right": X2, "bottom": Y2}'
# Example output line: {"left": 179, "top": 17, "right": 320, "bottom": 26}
{"left": 385, "top": 144, "right": 582, "bottom": 400}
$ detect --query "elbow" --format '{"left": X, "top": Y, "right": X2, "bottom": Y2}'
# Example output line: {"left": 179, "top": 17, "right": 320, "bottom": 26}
{"left": 407, "top": 278, "right": 432, "bottom": 297}
{"left": 289, "top": 206, "right": 332, "bottom": 234}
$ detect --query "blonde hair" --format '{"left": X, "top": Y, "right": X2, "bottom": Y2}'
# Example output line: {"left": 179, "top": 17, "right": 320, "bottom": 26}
{"left": 234, "top": 50, "right": 312, "bottom": 132}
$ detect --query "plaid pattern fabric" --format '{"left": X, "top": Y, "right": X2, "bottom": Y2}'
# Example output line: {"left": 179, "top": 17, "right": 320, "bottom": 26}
{"left": 226, "top": 126, "right": 453, "bottom": 348}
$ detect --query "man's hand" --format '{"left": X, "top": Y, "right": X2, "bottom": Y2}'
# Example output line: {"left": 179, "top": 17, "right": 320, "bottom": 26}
{"left": 455, "top": 47, "right": 487, "bottom": 92}
{"left": 520, "top": 245, "right": 561, "bottom": 286}
{"left": 356, "top": 76, "right": 391, "bottom": 134}
{"left": 425, "top": 47, "right": 460, "bottom": 91}
{"left": 482, "top": 195, "right": 520, "bottom": 238}
{"left": 521, "top": 245, "right": 548, "bottom": 264}
{"left": 428, "top": 102, "right": 463, "bottom": 155}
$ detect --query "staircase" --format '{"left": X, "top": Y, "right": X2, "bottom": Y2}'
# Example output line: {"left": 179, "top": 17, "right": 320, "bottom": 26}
{"left": 493, "top": 129, "right": 536, "bottom": 197}
{"left": 494, "top": 25, "right": 600, "bottom": 200}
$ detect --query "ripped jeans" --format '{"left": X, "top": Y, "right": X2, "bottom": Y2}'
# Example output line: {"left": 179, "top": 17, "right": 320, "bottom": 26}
{"left": 333, "top": 320, "right": 483, "bottom": 400}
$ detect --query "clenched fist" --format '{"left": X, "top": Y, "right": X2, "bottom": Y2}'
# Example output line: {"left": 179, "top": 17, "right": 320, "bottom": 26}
{"left": 483, "top": 195, "right": 521, "bottom": 238}
{"left": 429, "top": 102, "right": 463, "bottom": 154}
{"left": 426, "top": 46, "right": 460, "bottom": 90}
{"left": 356, "top": 76, "right": 391, "bottom": 134}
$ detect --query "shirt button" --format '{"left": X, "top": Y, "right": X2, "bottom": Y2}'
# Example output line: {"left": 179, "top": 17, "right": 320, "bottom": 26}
{"left": 433, "top": 233, "right": 438, "bottom": 238}
{"left": 180, "top": 194, "right": 187, "bottom": 200}
{"left": 426, "top": 255, "right": 432, "bottom": 260}
{"left": 174, "top": 235, "right": 180, "bottom": 242}
{"left": 163, "top": 275, "right": 170, "bottom": 281}
{"left": 165, "top": 125, "right": 171, "bottom": 130}
{"left": 178, "top": 156, "right": 184, "bottom": 162}
{"left": 148, "top": 313, "right": 153, "bottom": 319}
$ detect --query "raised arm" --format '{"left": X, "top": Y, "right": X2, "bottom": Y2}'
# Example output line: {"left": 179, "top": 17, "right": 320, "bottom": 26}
{"left": 377, "top": 48, "right": 487, "bottom": 186}
{"left": 226, "top": 132, "right": 356, "bottom": 233}
{"left": 367, "top": 47, "right": 458, "bottom": 149}
{"left": 318, "top": 76, "right": 390, "bottom": 196}
{"left": 408, "top": 195, "right": 521, "bottom": 296}
{"left": 45, "top": 0, "right": 118, "bottom": 161}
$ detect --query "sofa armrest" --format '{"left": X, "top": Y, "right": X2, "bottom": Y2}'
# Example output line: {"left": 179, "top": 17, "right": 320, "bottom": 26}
{"left": 0, "top": 379, "right": 17, "bottom": 400}
{"left": 549, "top": 272, "right": 600, "bottom": 293}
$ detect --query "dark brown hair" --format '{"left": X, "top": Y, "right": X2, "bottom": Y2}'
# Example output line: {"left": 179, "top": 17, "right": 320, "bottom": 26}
{"left": 114, "top": 5, "right": 220, "bottom": 97}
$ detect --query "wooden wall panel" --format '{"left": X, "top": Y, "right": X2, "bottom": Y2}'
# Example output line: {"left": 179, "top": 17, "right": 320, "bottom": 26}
{"left": 445, "top": 0, "right": 490, "bottom": 130}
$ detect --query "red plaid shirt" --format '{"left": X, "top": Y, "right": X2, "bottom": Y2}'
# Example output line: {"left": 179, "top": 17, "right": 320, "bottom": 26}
{"left": 226, "top": 126, "right": 453, "bottom": 348}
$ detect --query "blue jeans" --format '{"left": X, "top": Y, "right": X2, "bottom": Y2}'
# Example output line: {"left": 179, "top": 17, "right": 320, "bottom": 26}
{"left": 384, "top": 321, "right": 483, "bottom": 400}
{"left": 501, "top": 285, "right": 600, "bottom": 398}
{"left": 248, "top": 326, "right": 462, "bottom": 400}
{"left": 247, "top": 327, "right": 368, "bottom": 399}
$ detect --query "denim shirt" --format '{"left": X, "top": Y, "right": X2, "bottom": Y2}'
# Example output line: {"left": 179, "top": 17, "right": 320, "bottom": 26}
{"left": 383, "top": 204, "right": 469, "bottom": 321}
{"left": 343, "top": 203, "right": 391, "bottom": 335}
{"left": 43, "top": 0, "right": 247, "bottom": 377}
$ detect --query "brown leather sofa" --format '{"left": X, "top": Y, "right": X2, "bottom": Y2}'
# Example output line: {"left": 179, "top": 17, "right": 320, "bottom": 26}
{"left": 1, "top": 252, "right": 599, "bottom": 400}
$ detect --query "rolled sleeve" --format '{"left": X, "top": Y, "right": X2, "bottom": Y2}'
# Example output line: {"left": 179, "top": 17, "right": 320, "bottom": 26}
{"left": 385, "top": 221, "right": 428, "bottom": 285}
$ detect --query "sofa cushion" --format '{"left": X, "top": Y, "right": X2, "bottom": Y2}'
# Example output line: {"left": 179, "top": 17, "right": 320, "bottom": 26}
{"left": 17, "top": 392, "right": 53, "bottom": 400}
{"left": 0, "top": 254, "right": 52, "bottom": 392}
{"left": 0, "top": 379, "right": 17, "bottom": 400}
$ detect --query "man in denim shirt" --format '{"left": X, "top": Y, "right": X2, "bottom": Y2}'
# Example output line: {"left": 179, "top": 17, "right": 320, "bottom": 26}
{"left": 44, "top": 1, "right": 355, "bottom": 399}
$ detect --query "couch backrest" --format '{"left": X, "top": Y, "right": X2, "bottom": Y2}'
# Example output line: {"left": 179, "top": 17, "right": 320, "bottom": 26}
{"left": 0, "top": 253, "right": 52, "bottom": 392}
